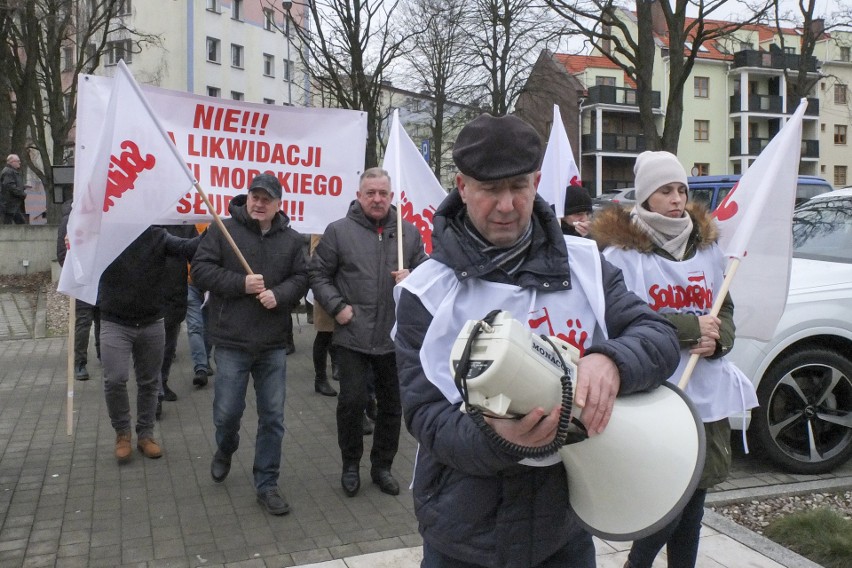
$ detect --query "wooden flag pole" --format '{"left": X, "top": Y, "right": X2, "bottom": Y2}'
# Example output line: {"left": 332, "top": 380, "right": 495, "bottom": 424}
{"left": 193, "top": 181, "right": 254, "bottom": 275}
{"left": 67, "top": 295, "right": 75, "bottom": 435}
{"left": 677, "top": 257, "right": 741, "bottom": 390}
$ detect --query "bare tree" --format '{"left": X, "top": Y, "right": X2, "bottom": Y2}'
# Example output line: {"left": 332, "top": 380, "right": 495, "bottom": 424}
{"left": 401, "top": 0, "right": 477, "bottom": 180}
{"left": 463, "top": 0, "right": 566, "bottom": 116}
{"left": 1, "top": 0, "right": 159, "bottom": 222}
{"left": 275, "top": 0, "right": 418, "bottom": 169}
{"left": 545, "top": 0, "right": 773, "bottom": 153}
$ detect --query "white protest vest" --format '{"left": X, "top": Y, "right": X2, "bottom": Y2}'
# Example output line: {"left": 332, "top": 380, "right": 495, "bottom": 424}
{"left": 603, "top": 245, "right": 757, "bottom": 422}
{"left": 395, "top": 237, "right": 608, "bottom": 407}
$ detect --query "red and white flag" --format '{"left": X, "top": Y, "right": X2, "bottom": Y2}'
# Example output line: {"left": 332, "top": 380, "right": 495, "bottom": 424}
{"left": 58, "top": 61, "right": 197, "bottom": 304}
{"left": 537, "top": 104, "right": 582, "bottom": 214}
{"left": 382, "top": 109, "right": 447, "bottom": 255}
{"left": 712, "top": 99, "right": 808, "bottom": 340}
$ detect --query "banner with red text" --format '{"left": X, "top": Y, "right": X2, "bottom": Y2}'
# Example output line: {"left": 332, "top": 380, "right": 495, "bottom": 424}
{"left": 383, "top": 110, "right": 447, "bottom": 255}
{"left": 75, "top": 74, "right": 367, "bottom": 235}
{"left": 59, "top": 61, "right": 198, "bottom": 304}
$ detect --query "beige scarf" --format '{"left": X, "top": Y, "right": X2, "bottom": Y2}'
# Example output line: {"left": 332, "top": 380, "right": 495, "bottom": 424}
{"left": 630, "top": 206, "right": 693, "bottom": 260}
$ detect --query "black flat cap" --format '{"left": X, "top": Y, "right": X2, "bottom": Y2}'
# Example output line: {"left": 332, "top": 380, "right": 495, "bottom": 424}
{"left": 452, "top": 114, "right": 543, "bottom": 181}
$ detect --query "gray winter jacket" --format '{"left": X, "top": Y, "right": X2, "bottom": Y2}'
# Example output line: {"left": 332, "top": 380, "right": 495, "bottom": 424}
{"left": 310, "top": 200, "right": 428, "bottom": 355}
{"left": 393, "top": 190, "right": 680, "bottom": 567}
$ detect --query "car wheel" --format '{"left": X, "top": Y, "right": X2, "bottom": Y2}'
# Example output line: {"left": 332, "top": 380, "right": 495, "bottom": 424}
{"left": 752, "top": 348, "right": 852, "bottom": 474}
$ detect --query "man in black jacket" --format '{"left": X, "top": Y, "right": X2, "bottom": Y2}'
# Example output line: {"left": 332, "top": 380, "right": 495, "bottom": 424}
{"left": 310, "top": 167, "right": 428, "bottom": 498}
{"left": 393, "top": 114, "right": 680, "bottom": 568}
{"left": 191, "top": 173, "right": 308, "bottom": 516}
{"left": 98, "top": 227, "right": 199, "bottom": 463}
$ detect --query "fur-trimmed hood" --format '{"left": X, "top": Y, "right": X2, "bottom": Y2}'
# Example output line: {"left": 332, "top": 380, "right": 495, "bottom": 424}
{"left": 590, "top": 203, "right": 719, "bottom": 257}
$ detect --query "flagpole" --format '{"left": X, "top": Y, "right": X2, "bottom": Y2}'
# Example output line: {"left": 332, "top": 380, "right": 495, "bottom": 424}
{"left": 67, "top": 296, "right": 75, "bottom": 435}
{"left": 677, "top": 257, "right": 741, "bottom": 390}
{"left": 192, "top": 181, "right": 253, "bottom": 275}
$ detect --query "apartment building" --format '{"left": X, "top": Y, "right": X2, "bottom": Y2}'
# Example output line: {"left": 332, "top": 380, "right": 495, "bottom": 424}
{"left": 516, "top": 7, "right": 852, "bottom": 196}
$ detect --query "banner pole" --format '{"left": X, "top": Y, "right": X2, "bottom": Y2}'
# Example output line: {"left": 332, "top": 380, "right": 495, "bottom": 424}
{"left": 193, "top": 181, "right": 253, "bottom": 275}
{"left": 67, "top": 295, "right": 75, "bottom": 436}
{"left": 677, "top": 257, "right": 741, "bottom": 390}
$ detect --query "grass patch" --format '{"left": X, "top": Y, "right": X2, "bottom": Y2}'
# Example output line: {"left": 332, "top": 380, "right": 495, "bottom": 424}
{"left": 764, "top": 507, "right": 852, "bottom": 568}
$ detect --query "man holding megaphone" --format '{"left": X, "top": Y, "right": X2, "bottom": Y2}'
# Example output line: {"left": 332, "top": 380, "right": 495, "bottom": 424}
{"left": 393, "top": 114, "right": 681, "bottom": 568}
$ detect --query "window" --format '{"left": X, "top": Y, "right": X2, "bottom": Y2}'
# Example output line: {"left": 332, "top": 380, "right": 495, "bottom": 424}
{"left": 231, "top": 44, "right": 244, "bottom": 68}
{"left": 841, "top": 47, "right": 851, "bottom": 62}
{"left": 284, "top": 15, "right": 292, "bottom": 37}
{"left": 694, "top": 120, "right": 709, "bottom": 141}
{"left": 117, "top": 0, "right": 131, "bottom": 15}
{"left": 835, "top": 84, "right": 848, "bottom": 105}
{"left": 84, "top": 43, "right": 98, "bottom": 71}
{"left": 783, "top": 46, "right": 796, "bottom": 54}
{"left": 206, "top": 0, "right": 219, "bottom": 12}
{"left": 835, "top": 165, "right": 847, "bottom": 187}
{"left": 207, "top": 86, "right": 220, "bottom": 98}
{"left": 231, "top": 91, "right": 244, "bottom": 101}
{"left": 694, "top": 77, "right": 709, "bottom": 98}
{"left": 263, "top": 8, "right": 274, "bottom": 31}
{"left": 692, "top": 163, "right": 709, "bottom": 176}
{"left": 595, "top": 76, "right": 616, "bottom": 87}
{"left": 263, "top": 98, "right": 275, "bottom": 105}
{"left": 232, "top": 0, "right": 242, "bottom": 20}
{"left": 283, "top": 58, "right": 293, "bottom": 82}
{"left": 64, "top": 94, "right": 74, "bottom": 117}
{"left": 207, "top": 37, "right": 220, "bottom": 63}
{"left": 739, "top": 41, "right": 752, "bottom": 51}
{"left": 107, "top": 39, "right": 132, "bottom": 65}
{"left": 63, "top": 47, "right": 74, "bottom": 71}
{"left": 263, "top": 54, "right": 274, "bottom": 77}
{"left": 835, "top": 125, "right": 848, "bottom": 145}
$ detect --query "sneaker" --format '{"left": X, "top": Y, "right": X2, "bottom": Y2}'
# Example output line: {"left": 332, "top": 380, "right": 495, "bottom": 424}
{"left": 257, "top": 489, "right": 290, "bottom": 515}
{"left": 114, "top": 432, "right": 132, "bottom": 462}
{"left": 137, "top": 437, "right": 163, "bottom": 459}
{"left": 193, "top": 369, "right": 209, "bottom": 387}
{"left": 162, "top": 384, "right": 178, "bottom": 401}
{"left": 75, "top": 363, "right": 90, "bottom": 381}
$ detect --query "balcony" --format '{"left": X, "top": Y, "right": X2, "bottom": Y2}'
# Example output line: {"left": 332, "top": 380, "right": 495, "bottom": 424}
{"left": 585, "top": 85, "right": 661, "bottom": 108}
{"left": 730, "top": 95, "right": 820, "bottom": 116}
{"left": 729, "top": 137, "right": 819, "bottom": 157}
{"left": 732, "top": 49, "right": 818, "bottom": 73}
{"left": 582, "top": 133, "right": 648, "bottom": 153}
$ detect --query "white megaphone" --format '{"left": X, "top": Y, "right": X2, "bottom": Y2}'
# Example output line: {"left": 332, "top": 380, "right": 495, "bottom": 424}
{"left": 451, "top": 311, "right": 705, "bottom": 541}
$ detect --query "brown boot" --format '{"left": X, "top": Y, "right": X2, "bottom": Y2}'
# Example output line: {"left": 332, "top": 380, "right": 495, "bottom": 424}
{"left": 137, "top": 437, "right": 163, "bottom": 459}
{"left": 115, "top": 432, "right": 132, "bottom": 462}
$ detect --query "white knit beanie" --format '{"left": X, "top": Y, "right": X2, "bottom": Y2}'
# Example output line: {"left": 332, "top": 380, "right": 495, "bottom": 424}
{"left": 633, "top": 151, "right": 689, "bottom": 206}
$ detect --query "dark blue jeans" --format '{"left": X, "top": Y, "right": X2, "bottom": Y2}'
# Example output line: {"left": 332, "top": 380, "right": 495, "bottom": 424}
{"left": 421, "top": 536, "right": 595, "bottom": 568}
{"left": 185, "top": 284, "right": 210, "bottom": 373}
{"left": 213, "top": 346, "right": 287, "bottom": 493}
{"left": 627, "top": 488, "right": 708, "bottom": 568}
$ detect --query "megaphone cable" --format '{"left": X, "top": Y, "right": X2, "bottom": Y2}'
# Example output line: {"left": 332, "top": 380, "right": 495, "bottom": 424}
{"left": 453, "top": 311, "right": 587, "bottom": 459}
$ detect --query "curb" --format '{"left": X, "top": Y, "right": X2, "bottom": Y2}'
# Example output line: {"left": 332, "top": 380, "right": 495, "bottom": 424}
{"left": 701, "top": 510, "right": 825, "bottom": 568}
{"left": 706, "top": 476, "right": 852, "bottom": 507}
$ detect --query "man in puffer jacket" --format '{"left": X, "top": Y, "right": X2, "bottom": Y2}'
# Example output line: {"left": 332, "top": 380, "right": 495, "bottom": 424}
{"left": 191, "top": 173, "right": 308, "bottom": 516}
{"left": 393, "top": 114, "right": 680, "bottom": 568}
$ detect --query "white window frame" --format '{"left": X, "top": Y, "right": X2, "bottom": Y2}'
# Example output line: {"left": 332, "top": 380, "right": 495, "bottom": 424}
{"left": 207, "top": 37, "right": 221, "bottom": 63}
{"left": 232, "top": 0, "right": 243, "bottom": 21}
{"left": 231, "top": 44, "right": 244, "bottom": 69}
{"left": 263, "top": 54, "right": 275, "bottom": 77}
{"left": 107, "top": 39, "right": 132, "bottom": 65}
{"left": 207, "top": 86, "right": 221, "bottom": 98}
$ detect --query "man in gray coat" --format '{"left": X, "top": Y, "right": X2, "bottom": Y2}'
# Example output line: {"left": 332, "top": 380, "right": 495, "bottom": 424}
{"left": 1, "top": 154, "right": 28, "bottom": 224}
{"left": 310, "top": 167, "right": 428, "bottom": 498}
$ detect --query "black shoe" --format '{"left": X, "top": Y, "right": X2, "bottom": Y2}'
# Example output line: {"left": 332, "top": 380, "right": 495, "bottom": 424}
{"left": 74, "top": 363, "right": 90, "bottom": 381}
{"left": 155, "top": 399, "right": 162, "bottom": 420}
{"left": 193, "top": 369, "right": 209, "bottom": 387}
{"left": 211, "top": 450, "right": 231, "bottom": 483}
{"left": 341, "top": 463, "right": 360, "bottom": 497}
{"left": 371, "top": 469, "right": 400, "bottom": 496}
{"left": 162, "top": 384, "right": 178, "bottom": 402}
{"left": 362, "top": 413, "right": 374, "bottom": 436}
{"left": 314, "top": 378, "right": 337, "bottom": 397}
{"left": 257, "top": 488, "right": 290, "bottom": 515}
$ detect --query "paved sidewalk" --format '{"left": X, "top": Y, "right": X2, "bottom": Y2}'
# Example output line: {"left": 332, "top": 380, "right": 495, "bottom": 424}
{"left": 0, "top": 291, "right": 847, "bottom": 567}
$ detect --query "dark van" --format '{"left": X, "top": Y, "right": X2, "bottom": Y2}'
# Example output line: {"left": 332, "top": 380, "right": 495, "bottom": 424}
{"left": 687, "top": 175, "right": 832, "bottom": 211}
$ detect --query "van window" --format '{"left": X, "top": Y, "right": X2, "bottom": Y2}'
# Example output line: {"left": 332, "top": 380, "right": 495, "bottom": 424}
{"left": 690, "top": 188, "right": 714, "bottom": 209}
{"left": 796, "top": 183, "right": 831, "bottom": 206}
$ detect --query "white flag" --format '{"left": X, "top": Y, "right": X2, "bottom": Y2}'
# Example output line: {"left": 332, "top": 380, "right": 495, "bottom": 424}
{"left": 712, "top": 99, "right": 807, "bottom": 340}
{"left": 537, "top": 104, "right": 582, "bottom": 214}
{"left": 58, "top": 61, "right": 197, "bottom": 304}
{"left": 382, "top": 109, "right": 447, "bottom": 254}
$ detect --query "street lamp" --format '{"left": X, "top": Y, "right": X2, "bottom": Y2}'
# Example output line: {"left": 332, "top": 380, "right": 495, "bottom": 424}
{"left": 282, "top": 1, "right": 293, "bottom": 105}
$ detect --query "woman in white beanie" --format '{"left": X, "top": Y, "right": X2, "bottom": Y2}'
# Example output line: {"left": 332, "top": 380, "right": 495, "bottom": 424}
{"left": 590, "top": 151, "right": 757, "bottom": 568}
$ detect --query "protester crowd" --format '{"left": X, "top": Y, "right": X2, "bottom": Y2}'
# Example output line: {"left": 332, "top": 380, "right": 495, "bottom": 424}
{"left": 57, "top": 113, "right": 744, "bottom": 568}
